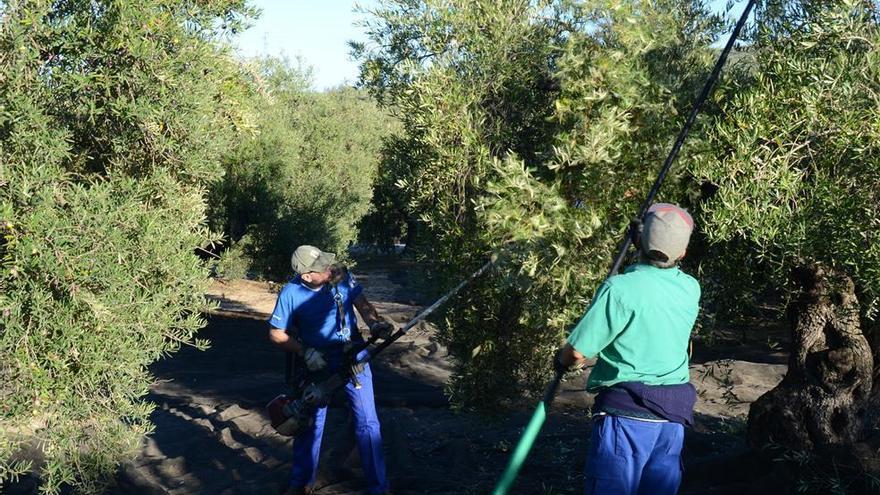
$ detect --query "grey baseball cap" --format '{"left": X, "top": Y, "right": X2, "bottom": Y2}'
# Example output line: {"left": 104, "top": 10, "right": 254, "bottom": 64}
{"left": 641, "top": 203, "right": 694, "bottom": 263}
{"left": 291, "top": 245, "right": 336, "bottom": 274}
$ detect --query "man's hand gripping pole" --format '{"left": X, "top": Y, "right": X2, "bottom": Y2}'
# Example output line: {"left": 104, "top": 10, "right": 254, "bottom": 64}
{"left": 269, "top": 256, "right": 496, "bottom": 438}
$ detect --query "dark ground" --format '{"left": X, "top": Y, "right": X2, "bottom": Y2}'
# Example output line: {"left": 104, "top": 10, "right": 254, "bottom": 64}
{"left": 1, "top": 263, "right": 790, "bottom": 495}
{"left": 110, "top": 314, "right": 597, "bottom": 495}
{"left": 104, "top": 263, "right": 789, "bottom": 495}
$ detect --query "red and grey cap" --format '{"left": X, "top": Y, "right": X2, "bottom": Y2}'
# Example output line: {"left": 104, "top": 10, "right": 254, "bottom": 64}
{"left": 291, "top": 245, "right": 336, "bottom": 274}
{"left": 641, "top": 203, "right": 694, "bottom": 263}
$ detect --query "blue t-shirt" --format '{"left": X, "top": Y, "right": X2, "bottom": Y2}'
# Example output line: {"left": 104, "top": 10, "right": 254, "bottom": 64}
{"left": 268, "top": 272, "right": 364, "bottom": 349}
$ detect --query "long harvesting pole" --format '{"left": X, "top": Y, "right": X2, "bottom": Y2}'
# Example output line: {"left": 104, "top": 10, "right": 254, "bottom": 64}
{"left": 491, "top": 2, "right": 757, "bottom": 493}
{"left": 305, "top": 258, "right": 496, "bottom": 410}
{"left": 357, "top": 257, "right": 496, "bottom": 363}
{"left": 607, "top": 0, "right": 759, "bottom": 277}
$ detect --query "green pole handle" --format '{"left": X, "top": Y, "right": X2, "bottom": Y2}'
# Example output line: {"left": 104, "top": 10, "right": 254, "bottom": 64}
{"left": 491, "top": 371, "right": 563, "bottom": 495}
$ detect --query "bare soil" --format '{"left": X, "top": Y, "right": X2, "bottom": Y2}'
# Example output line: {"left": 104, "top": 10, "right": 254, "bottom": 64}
{"left": 104, "top": 263, "right": 790, "bottom": 495}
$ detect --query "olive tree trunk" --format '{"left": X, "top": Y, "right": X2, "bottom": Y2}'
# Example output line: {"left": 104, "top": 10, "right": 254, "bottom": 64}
{"left": 747, "top": 264, "right": 873, "bottom": 450}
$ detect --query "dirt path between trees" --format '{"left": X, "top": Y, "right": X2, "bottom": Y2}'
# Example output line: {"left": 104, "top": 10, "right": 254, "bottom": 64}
{"left": 110, "top": 264, "right": 788, "bottom": 494}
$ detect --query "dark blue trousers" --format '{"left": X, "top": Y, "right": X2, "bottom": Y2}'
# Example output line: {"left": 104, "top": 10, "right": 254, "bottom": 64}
{"left": 289, "top": 362, "right": 389, "bottom": 494}
{"left": 583, "top": 415, "right": 684, "bottom": 495}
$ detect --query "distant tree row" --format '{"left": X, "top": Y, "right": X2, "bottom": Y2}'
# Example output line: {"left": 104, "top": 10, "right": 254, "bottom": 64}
{"left": 210, "top": 57, "right": 397, "bottom": 280}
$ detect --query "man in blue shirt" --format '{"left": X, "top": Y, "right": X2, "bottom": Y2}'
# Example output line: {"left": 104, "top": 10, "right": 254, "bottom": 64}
{"left": 269, "top": 245, "right": 393, "bottom": 495}
{"left": 556, "top": 203, "right": 700, "bottom": 495}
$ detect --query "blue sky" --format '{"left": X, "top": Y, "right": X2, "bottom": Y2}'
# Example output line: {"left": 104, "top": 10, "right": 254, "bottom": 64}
{"left": 233, "top": 0, "right": 380, "bottom": 90}
{"left": 233, "top": 0, "right": 749, "bottom": 91}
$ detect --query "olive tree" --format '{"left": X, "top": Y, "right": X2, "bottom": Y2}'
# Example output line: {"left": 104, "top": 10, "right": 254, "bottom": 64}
{"left": 211, "top": 57, "right": 397, "bottom": 279}
{"left": 695, "top": 0, "right": 880, "bottom": 461}
{"left": 356, "top": 0, "right": 722, "bottom": 406}
{"left": 0, "top": 0, "right": 254, "bottom": 492}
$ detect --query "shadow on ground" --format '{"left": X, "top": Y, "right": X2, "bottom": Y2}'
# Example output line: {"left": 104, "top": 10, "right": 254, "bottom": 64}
{"left": 107, "top": 315, "right": 595, "bottom": 495}
{"left": 103, "top": 312, "right": 783, "bottom": 495}
{"left": 1, "top": 262, "right": 790, "bottom": 495}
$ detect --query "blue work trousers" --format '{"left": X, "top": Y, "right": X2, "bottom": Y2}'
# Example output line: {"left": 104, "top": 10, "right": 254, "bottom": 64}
{"left": 289, "top": 362, "right": 389, "bottom": 494}
{"left": 583, "top": 415, "right": 684, "bottom": 495}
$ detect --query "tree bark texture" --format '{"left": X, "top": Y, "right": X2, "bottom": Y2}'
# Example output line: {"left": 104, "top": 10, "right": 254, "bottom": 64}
{"left": 747, "top": 264, "right": 873, "bottom": 450}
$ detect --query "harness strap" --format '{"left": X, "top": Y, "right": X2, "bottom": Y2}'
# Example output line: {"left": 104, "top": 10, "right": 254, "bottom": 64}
{"left": 332, "top": 285, "right": 350, "bottom": 341}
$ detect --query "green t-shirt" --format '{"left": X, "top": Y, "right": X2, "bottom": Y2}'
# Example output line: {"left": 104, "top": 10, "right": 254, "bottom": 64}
{"left": 567, "top": 263, "right": 700, "bottom": 391}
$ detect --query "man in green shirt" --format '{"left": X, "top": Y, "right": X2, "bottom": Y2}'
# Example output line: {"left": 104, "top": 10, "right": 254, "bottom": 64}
{"left": 556, "top": 203, "right": 699, "bottom": 495}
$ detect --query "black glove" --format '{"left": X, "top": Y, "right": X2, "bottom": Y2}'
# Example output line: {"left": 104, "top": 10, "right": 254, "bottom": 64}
{"left": 329, "top": 263, "right": 348, "bottom": 286}
{"left": 629, "top": 217, "right": 644, "bottom": 248}
{"left": 302, "top": 347, "right": 327, "bottom": 372}
{"left": 553, "top": 352, "right": 570, "bottom": 375}
{"left": 369, "top": 319, "right": 394, "bottom": 340}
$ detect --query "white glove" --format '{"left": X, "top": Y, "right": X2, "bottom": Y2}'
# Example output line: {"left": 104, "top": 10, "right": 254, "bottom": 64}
{"left": 302, "top": 347, "right": 327, "bottom": 372}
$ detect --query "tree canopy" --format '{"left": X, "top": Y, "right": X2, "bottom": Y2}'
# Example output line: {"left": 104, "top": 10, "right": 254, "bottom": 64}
{"left": 0, "top": 0, "right": 253, "bottom": 491}
{"left": 355, "top": 0, "right": 880, "bottom": 411}
{"left": 209, "top": 56, "right": 396, "bottom": 279}
{"left": 355, "top": 0, "right": 723, "bottom": 405}
{"left": 697, "top": 0, "right": 880, "bottom": 329}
